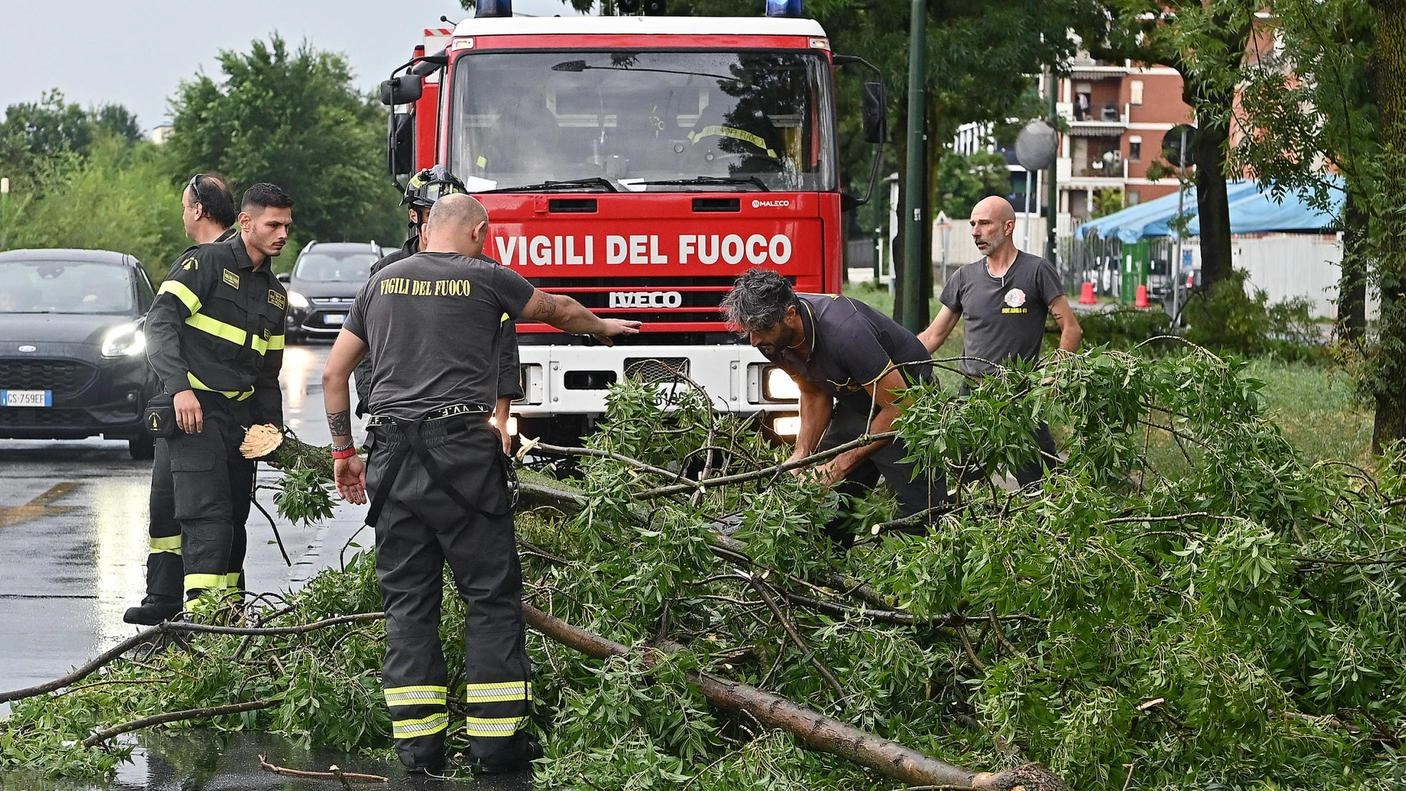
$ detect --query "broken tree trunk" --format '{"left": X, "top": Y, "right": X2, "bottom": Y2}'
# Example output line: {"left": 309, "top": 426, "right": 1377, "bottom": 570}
{"left": 523, "top": 603, "right": 1067, "bottom": 790}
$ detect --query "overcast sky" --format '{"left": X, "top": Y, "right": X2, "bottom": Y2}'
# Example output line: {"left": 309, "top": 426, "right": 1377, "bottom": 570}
{"left": 0, "top": 0, "right": 591, "bottom": 134}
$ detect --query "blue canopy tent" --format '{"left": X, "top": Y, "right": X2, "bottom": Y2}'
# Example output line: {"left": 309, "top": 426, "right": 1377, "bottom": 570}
{"left": 1185, "top": 181, "right": 1342, "bottom": 235}
{"left": 1076, "top": 181, "right": 1262, "bottom": 242}
{"left": 1077, "top": 180, "right": 1341, "bottom": 241}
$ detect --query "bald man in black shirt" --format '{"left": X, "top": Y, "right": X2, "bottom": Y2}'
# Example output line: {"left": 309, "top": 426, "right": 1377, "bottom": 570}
{"left": 322, "top": 194, "right": 639, "bottom": 776}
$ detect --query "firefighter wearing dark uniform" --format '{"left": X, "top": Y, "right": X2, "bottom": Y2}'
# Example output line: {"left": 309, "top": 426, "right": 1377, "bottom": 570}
{"left": 722, "top": 268, "right": 945, "bottom": 544}
{"left": 142, "top": 183, "right": 292, "bottom": 613}
{"left": 353, "top": 166, "right": 523, "bottom": 433}
{"left": 322, "top": 194, "right": 640, "bottom": 775}
{"left": 127, "top": 174, "right": 250, "bottom": 624}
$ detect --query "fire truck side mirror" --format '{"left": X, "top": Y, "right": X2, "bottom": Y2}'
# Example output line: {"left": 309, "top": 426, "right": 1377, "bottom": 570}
{"left": 388, "top": 112, "right": 415, "bottom": 178}
{"left": 380, "top": 75, "right": 424, "bottom": 106}
{"left": 862, "top": 81, "right": 886, "bottom": 145}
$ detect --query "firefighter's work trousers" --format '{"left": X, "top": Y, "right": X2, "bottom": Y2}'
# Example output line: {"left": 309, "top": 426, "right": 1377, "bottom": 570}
{"left": 366, "top": 415, "right": 530, "bottom": 772}
{"left": 819, "top": 407, "right": 947, "bottom": 544}
{"left": 150, "top": 392, "right": 254, "bottom": 609}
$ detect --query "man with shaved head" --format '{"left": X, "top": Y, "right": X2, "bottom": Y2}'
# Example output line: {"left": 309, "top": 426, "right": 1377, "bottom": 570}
{"left": 322, "top": 192, "right": 640, "bottom": 776}
{"left": 918, "top": 195, "right": 1082, "bottom": 486}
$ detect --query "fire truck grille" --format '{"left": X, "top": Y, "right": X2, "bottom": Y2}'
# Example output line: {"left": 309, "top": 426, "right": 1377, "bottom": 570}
{"left": 526, "top": 276, "right": 796, "bottom": 324}
{"left": 624, "top": 357, "right": 690, "bottom": 383}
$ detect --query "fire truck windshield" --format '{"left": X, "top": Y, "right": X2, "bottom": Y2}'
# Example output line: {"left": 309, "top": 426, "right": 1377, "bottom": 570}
{"left": 449, "top": 50, "right": 836, "bottom": 193}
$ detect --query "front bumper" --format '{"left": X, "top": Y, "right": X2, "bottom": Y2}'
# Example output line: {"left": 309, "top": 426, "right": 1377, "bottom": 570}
{"left": 0, "top": 354, "right": 153, "bottom": 441}
{"left": 287, "top": 299, "right": 354, "bottom": 337}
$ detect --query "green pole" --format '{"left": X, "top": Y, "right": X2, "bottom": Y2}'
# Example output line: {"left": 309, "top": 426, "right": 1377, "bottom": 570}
{"left": 1045, "top": 69, "right": 1059, "bottom": 264}
{"left": 901, "top": 0, "right": 928, "bottom": 332}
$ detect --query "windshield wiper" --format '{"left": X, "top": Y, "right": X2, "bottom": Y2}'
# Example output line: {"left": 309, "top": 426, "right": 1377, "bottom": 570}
{"left": 479, "top": 178, "right": 618, "bottom": 194}
{"left": 627, "top": 175, "right": 770, "bottom": 191}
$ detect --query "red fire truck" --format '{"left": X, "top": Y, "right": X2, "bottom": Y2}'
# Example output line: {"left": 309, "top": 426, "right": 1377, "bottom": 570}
{"left": 380, "top": 0, "right": 883, "bottom": 445}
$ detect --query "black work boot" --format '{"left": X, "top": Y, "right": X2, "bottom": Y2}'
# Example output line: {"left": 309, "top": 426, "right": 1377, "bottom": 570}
{"left": 470, "top": 733, "right": 542, "bottom": 775}
{"left": 123, "top": 596, "right": 181, "bottom": 625}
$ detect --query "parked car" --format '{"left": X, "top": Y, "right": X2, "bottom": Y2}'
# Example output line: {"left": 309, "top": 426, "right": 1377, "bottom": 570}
{"left": 0, "top": 249, "right": 159, "bottom": 459}
{"left": 284, "top": 241, "right": 385, "bottom": 342}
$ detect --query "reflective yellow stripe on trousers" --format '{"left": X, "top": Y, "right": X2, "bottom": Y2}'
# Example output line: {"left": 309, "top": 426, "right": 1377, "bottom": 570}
{"left": 463, "top": 680, "right": 532, "bottom": 704}
{"left": 393, "top": 711, "right": 449, "bottom": 739}
{"left": 465, "top": 715, "right": 528, "bottom": 737}
{"left": 384, "top": 685, "right": 448, "bottom": 707}
{"left": 149, "top": 536, "right": 182, "bottom": 555}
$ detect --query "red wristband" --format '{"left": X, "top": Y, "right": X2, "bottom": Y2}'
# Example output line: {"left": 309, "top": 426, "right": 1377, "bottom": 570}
{"left": 331, "top": 447, "right": 357, "bottom": 460}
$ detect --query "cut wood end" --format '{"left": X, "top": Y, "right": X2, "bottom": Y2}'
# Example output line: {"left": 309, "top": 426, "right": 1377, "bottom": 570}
{"left": 972, "top": 763, "right": 1070, "bottom": 791}
{"left": 240, "top": 423, "right": 285, "bottom": 460}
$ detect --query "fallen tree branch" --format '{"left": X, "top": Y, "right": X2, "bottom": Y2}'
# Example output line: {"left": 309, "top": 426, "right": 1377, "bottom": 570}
{"left": 743, "top": 573, "right": 846, "bottom": 698}
{"left": 634, "top": 431, "right": 897, "bottom": 500}
{"left": 522, "top": 602, "right": 1067, "bottom": 790}
{"left": 82, "top": 699, "right": 276, "bottom": 748}
{"left": 518, "top": 475, "right": 899, "bottom": 613}
{"left": 0, "top": 614, "right": 386, "bottom": 704}
{"left": 258, "top": 754, "right": 388, "bottom": 783}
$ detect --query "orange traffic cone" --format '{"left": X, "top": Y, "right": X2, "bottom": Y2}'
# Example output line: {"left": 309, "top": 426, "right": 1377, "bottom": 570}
{"left": 1134, "top": 284, "right": 1150, "bottom": 309}
{"left": 1079, "top": 281, "right": 1096, "bottom": 305}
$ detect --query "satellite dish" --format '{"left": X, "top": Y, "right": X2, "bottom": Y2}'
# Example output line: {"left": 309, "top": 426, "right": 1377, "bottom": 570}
{"left": 1014, "top": 120, "right": 1058, "bottom": 171}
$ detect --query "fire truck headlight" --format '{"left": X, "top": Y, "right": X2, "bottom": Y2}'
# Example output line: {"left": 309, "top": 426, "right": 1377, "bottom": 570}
{"left": 771, "top": 413, "right": 801, "bottom": 438}
{"left": 763, "top": 367, "right": 800, "bottom": 401}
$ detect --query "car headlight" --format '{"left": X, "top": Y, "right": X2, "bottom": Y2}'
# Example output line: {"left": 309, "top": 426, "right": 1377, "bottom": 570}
{"left": 287, "top": 290, "right": 310, "bottom": 310}
{"left": 763, "top": 366, "right": 801, "bottom": 401}
{"left": 101, "top": 322, "right": 146, "bottom": 358}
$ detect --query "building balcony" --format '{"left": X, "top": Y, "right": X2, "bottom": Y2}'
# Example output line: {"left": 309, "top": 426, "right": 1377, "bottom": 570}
{"left": 1057, "top": 157, "right": 1129, "bottom": 184}
{"left": 1066, "top": 55, "right": 1132, "bottom": 80}
{"left": 1061, "top": 102, "right": 1130, "bottom": 132}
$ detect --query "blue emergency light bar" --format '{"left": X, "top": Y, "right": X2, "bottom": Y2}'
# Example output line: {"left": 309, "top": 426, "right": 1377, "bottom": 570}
{"left": 477, "top": 0, "right": 512, "bottom": 17}
{"left": 765, "top": 0, "right": 804, "bottom": 17}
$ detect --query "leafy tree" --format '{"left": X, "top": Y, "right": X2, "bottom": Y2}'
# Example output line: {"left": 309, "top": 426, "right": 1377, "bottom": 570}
{"left": 934, "top": 150, "right": 1011, "bottom": 219}
{"left": 0, "top": 90, "right": 94, "bottom": 163}
{"left": 1080, "top": 0, "right": 1259, "bottom": 293}
{"left": 164, "top": 36, "right": 402, "bottom": 264}
{"left": 0, "top": 91, "right": 144, "bottom": 196}
{"left": 1368, "top": 0, "right": 1406, "bottom": 449}
{"left": 90, "top": 105, "right": 143, "bottom": 145}
{"left": 4, "top": 138, "right": 190, "bottom": 283}
{"left": 1091, "top": 187, "right": 1123, "bottom": 219}
{"left": 1229, "top": 0, "right": 1374, "bottom": 342}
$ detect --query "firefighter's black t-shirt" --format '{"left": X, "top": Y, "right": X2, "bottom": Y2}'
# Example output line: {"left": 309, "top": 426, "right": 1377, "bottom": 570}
{"left": 344, "top": 251, "right": 535, "bottom": 419}
{"left": 764, "top": 293, "right": 934, "bottom": 416}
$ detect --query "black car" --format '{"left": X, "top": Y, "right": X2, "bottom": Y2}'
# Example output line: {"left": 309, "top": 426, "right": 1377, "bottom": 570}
{"left": 0, "top": 249, "right": 159, "bottom": 459}
{"left": 284, "top": 241, "right": 384, "bottom": 342}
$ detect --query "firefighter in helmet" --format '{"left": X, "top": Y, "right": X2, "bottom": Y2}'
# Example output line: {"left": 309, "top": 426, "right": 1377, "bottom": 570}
{"left": 354, "top": 166, "right": 522, "bottom": 450}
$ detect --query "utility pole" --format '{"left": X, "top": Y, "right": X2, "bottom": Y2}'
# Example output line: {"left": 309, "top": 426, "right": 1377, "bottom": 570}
{"left": 901, "top": 0, "right": 928, "bottom": 332}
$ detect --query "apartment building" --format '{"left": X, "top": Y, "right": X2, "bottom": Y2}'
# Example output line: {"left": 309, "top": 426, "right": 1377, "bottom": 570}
{"left": 1059, "top": 57, "right": 1192, "bottom": 226}
{"left": 951, "top": 58, "right": 1193, "bottom": 233}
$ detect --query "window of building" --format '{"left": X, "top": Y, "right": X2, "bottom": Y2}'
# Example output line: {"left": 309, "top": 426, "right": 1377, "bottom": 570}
{"left": 1130, "top": 79, "right": 1144, "bottom": 106}
{"left": 1127, "top": 191, "right": 1141, "bottom": 206}
{"left": 1129, "top": 135, "right": 1142, "bottom": 161}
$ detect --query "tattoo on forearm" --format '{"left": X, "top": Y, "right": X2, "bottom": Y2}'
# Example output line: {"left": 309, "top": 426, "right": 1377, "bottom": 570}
{"left": 531, "top": 292, "right": 560, "bottom": 321}
{"left": 327, "top": 410, "right": 351, "bottom": 437}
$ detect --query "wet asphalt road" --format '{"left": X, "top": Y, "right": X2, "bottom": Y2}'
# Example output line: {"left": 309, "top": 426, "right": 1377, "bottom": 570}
{"left": 0, "top": 344, "right": 531, "bottom": 790}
